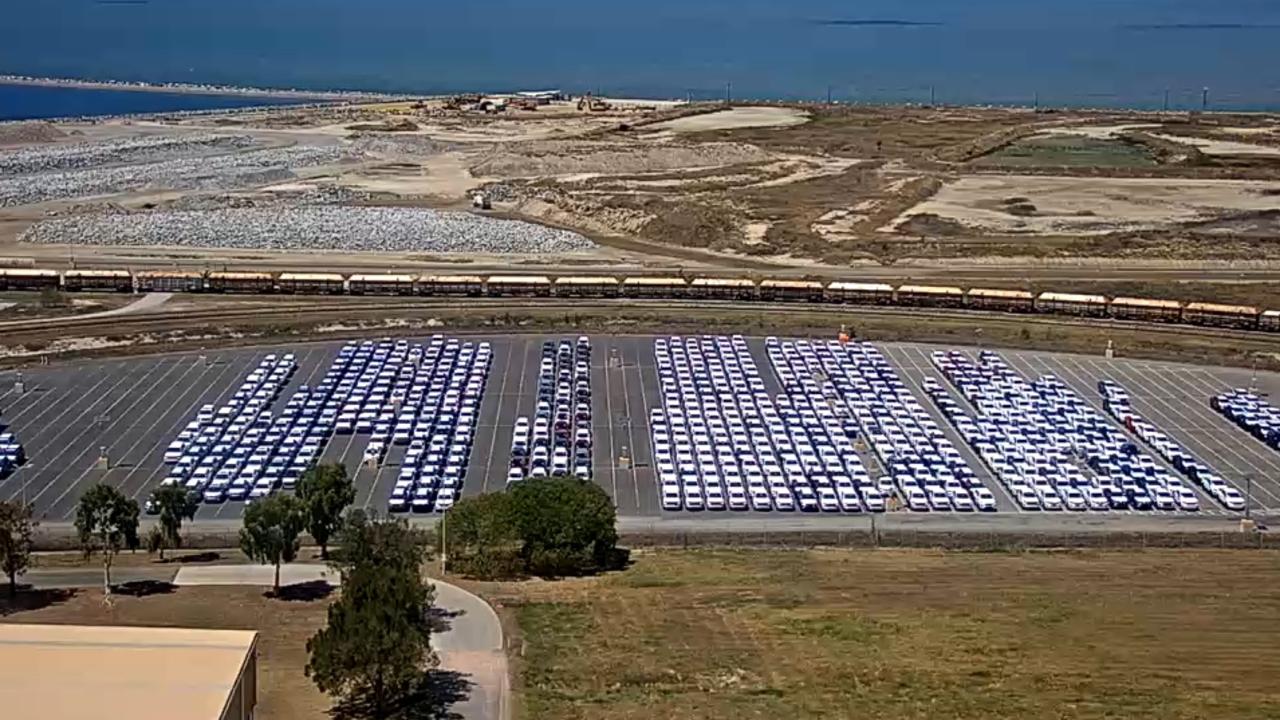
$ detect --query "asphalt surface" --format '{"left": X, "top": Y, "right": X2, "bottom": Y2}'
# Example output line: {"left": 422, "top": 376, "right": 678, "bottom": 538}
{"left": 2, "top": 335, "right": 1278, "bottom": 526}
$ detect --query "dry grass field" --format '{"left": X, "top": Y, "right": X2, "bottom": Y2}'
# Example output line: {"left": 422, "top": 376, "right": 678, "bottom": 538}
{"left": 477, "top": 548, "right": 1280, "bottom": 720}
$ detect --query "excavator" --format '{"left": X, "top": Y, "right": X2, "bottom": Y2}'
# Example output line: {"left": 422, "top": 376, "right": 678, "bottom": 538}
{"left": 576, "top": 92, "right": 611, "bottom": 112}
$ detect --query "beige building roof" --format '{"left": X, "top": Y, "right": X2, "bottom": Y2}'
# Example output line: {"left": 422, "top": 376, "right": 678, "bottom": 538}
{"left": 0, "top": 624, "right": 256, "bottom": 720}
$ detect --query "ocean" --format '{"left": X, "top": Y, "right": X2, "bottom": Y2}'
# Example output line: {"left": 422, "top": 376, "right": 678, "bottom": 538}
{"left": 2, "top": 0, "right": 1279, "bottom": 112}
{"left": 0, "top": 84, "right": 306, "bottom": 121}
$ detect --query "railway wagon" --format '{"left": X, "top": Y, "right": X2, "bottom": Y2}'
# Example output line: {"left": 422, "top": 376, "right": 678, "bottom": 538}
{"left": 620, "top": 276, "right": 689, "bottom": 299}
{"left": 1110, "top": 296, "right": 1183, "bottom": 323}
{"left": 0, "top": 268, "right": 60, "bottom": 291}
{"left": 348, "top": 274, "right": 415, "bottom": 296}
{"left": 1262, "top": 310, "right": 1280, "bottom": 333}
{"left": 966, "top": 288, "right": 1035, "bottom": 312}
{"left": 483, "top": 275, "right": 551, "bottom": 297}
{"left": 552, "top": 276, "right": 620, "bottom": 298}
{"left": 1183, "top": 302, "right": 1260, "bottom": 330}
{"left": 759, "top": 279, "right": 824, "bottom": 302}
{"left": 134, "top": 271, "right": 204, "bottom": 293}
{"left": 689, "top": 277, "right": 757, "bottom": 301}
{"left": 418, "top": 275, "right": 485, "bottom": 297}
{"left": 207, "top": 271, "right": 276, "bottom": 294}
{"left": 824, "top": 281, "right": 894, "bottom": 305}
{"left": 277, "top": 272, "right": 346, "bottom": 295}
{"left": 1036, "top": 291, "right": 1108, "bottom": 318}
{"left": 896, "top": 284, "right": 964, "bottom": 309}
{"left": 63, "top": 269, "right": 134, "bottom": 293}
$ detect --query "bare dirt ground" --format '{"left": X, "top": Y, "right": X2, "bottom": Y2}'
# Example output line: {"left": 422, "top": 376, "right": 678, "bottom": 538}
{"left": 3, "top": 97, "right": 1280, "bottom": 275}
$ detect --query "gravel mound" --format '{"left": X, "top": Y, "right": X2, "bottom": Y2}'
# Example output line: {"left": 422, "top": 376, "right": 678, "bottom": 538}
{"left": 0, "top": 145, "right": 346, "bottom": 207}
{"left": 0, "top": 121, "right": 68, "bottom": 146}
{"left": 0, "top": 133, "right": 255, "bottom": 175}
{"left": 20, "top": 206, "right": 596, "bottom": 254}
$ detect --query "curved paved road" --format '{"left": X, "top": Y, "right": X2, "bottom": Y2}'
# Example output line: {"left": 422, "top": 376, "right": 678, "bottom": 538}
{"left": 21, "top": 563, "right": 509, "bottom": 720}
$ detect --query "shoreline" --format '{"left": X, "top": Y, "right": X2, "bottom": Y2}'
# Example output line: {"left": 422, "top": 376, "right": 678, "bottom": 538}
{"left": 0, "top": 74, "right": 415, "bottom": 102}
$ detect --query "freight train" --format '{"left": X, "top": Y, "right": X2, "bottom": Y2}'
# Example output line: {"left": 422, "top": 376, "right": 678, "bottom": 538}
{"left": 0, "top": 268, "right": 1275, "bottom": 332}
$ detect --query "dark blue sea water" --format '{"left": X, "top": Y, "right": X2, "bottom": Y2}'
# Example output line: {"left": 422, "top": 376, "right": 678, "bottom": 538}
{"left": 3, "top": 0, "right": 1279, "bottom": 111}
{"left": 0, "top": 84, "right": 306, "bottom": 121}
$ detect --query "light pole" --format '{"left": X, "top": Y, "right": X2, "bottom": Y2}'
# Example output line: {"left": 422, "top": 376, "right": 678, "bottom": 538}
{"left": 439, "top": 509, "right": 448, "bottom": 575}
{"left": 1244, "top": 474, "right": 1254, "bottom": 521}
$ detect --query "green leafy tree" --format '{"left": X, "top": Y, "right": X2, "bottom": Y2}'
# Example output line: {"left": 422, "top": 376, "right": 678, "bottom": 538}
{"left": 239, "top": 493, "right": 305, "bottom": 595}
{"left": 0, "top": 500, "right": 37, "bottom": 597}
{"left": 297, "top": 463, "right": 356, "bottom": 560}
{"left": 445, "top": 491, "right": 521, "bottom": 579}
{"left": 150, "top": 485, "right": 199, "bottom": 560}
{"left": 510, "top": 476, "right": 619, "bottom": 577}
{"left": 307, "top": 513, "right": 437, "bottom": 720}
{"left": 74, "top": 483, "right": 140, "bottom": 595}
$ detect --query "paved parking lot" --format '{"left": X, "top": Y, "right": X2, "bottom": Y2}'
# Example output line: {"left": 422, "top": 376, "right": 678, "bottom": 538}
{"left": 1, "top": 335, "right": 1277, "bottom": 523}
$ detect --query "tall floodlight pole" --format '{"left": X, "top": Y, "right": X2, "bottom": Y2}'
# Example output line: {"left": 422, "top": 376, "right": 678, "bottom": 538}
{"left": 1202, "top": 86, "right": 1210, "bottom": 111}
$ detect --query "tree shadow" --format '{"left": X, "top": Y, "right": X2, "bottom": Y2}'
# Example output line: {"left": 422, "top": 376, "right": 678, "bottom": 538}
{"left": 0, "top": 587, "right": 77, "bottom": 616}
{"left": 329, "top": 669, "right": 472, "bottom": 720}
{"left": 271, "top": 580, "right": 336, "bottom": 602}
{"left": 427, "top": 606, "right": 464, "bottom": 634}
{"left": 112, "top": 580, "right": 177, "bottom": 597}
{"left": 157, "top": 551, "right": 222, "bottom": 565}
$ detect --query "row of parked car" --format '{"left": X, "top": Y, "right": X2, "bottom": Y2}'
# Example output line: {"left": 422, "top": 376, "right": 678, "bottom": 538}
{"left": 155, "top": 337, "right": 491, "bottom": 513}
{"left": 1100, "top": 380, "right": 1246, "bottom": 511}
{"left": 770, "top": 338, "right": 997, "bottom": 512}
{"left": 652, "top": 335, "right": 888, "bottom": 513}
{"left": 0, "top": 410, "right": 25, "bottom": 480}
{"left": 379, "top": 338, "right": 492, "bottom": 513}
{"left": 158, "top": 354, "right": 302, "bottom": 504}
{"left": 1211, "top": 389, "right": 1280, "bottom": 451}
{"left": 508, "top": 337, "right": 593, "bottom": 483}
{"left": 927, "top": 351, "right": 1202, "bottom": 512}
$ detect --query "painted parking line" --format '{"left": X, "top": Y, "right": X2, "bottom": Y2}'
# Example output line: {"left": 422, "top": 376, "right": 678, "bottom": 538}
{"left": 5, "top": 359, "right": 169, "bottom": 504}
{"left": 1100, "top": 358, "right": 1280, "bottom": 510}
{"left": 37, "top": 356, "right": 203, "bottom": 516}
{"left": 474, "top": 338, "right": 516, "bottom": 496}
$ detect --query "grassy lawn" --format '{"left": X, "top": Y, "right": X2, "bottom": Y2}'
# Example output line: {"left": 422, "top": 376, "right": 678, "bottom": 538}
{"left": 477, "top": 548, "right": 1280, "bottom": 720}
{"left": 0, "top": 585, "right": 332, "bottom": 719}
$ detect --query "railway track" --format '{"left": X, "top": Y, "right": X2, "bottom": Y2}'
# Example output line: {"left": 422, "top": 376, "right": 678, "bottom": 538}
{"left": 4, "top": 298, "right": 1280, "bottom": 351}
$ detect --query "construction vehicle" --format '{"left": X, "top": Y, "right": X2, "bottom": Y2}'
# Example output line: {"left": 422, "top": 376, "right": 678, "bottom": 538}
{"left": 471, "top": 192, "right": 491, "bottom": 210}
{"left": 577, "top": 92, "right": 611, "bottom": 112}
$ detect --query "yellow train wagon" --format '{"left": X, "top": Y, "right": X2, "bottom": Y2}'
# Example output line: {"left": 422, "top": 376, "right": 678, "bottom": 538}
{"left": 63, "top": 269, "right": 133, "bottom": 293}
{"left": 689, "top": 277, "right": 757, "bottom": 301}
{"left": 825, "top": 281, "right": 894, "bottom": 305}
{"left": 133, "top": 271, "right": 205, "bottom": 293}
{"left": 759, "top": 279, "right": 824, "bottom": 302}
{"left": 552, "top": 276, "right": 620, "bottom": 298}
{"left": 1183, "top": 302, "right": 1259, "bottom": 330}
{"left": 483, "top": 275, "right": 551, "bottom": 298}
{"left": 620, "top": 276, "right": 690, "bottom": 299}
{"left": 1110, "top": 297, "right": 1183, "bottom": 323}
{"left": 896, "top": 284, "right": 965, "bottom": 309}
{"left": 0, "top": 268, "right": 60, "bottom": 291}
{"left": 277, "top": 272, "right": 346, "bottom": 295}
{"left": 207, "top": 271, "right": 276, "bottom": 294}
{"left": 348, "top": 274, "right": 415, "bottom": 296}
{"left": 418, "top": 275, "right": 485, "bottom": 297}
{"left": 966, "top": 288, "right": 1035, "bottom": 312}
{"left": 1035, "top": 291, "right": 1108, "bottom": 318}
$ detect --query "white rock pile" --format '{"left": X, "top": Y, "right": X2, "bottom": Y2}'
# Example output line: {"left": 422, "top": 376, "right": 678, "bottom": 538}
{"left": 0, "top": 145, "right": 346, "bottom": 207}
{"left": 20, "top": 206, "right": 596, "bottom": 254}
{"left": 0, "top": 133, "right": 255, "bottom": 175}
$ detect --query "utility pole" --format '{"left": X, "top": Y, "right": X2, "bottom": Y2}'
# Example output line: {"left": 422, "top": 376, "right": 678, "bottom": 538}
{"left": 1033, "top": 91, "right": 1040, "bottom": 112}
{"left": 929, "top": 85, "right": 936, "bottom": 107}
{"left": 439, "top": 510, "right": 447, "bottom": 575}
{"left": 725, "top": 81, "right": 732, "bottom": 104}
{"left": 1202, "top": 86, "right": 1209, "bottom": 111}
{"left": 1245, "top": 474, "right": 1254, "bottom": 520}
{"left": 827, "top": 85, "right": 833, "bottom": 105}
